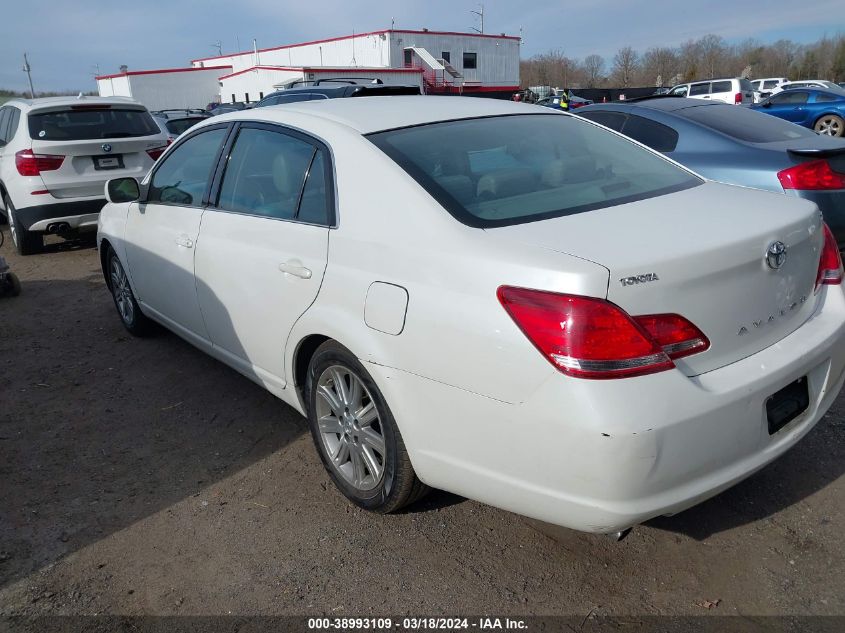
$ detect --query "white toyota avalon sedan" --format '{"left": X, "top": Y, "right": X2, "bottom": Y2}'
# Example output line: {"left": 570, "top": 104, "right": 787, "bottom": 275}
{"left": 97, "top": 96, "right": 845, "bottom": 535}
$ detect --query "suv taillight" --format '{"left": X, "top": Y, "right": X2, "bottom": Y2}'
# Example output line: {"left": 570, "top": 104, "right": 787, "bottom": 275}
{"left": 146, "top": 144, "right": 170, "bottom": 161}
{"left": 816, "top": 223, "right": 843, "bottom": 290}
{"left": 778, "top": 160, "right": 845, "bottom": 191}
{"left": 15, "top": 150, "right": 64, "bottom": 177}
{"left": 497, "top": 286, "right": 709, "bottom": 379}
{"left": 734, "top": 92, "right": 743, "bottom": 104}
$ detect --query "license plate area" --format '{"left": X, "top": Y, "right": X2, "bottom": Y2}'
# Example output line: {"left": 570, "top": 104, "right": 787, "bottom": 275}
{"left": 766, "top": 376, "right": 809, "bottom": 435}
{"left": 93, "top": 155, "right": 124, "bottom": 170}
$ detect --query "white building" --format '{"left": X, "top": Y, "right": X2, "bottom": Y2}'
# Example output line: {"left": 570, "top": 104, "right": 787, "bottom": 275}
{"left": 96, "top": 66, "right": 232, "bottom": 111}
{"left": 97, "top": 28, "right": 520, "bottom": 109}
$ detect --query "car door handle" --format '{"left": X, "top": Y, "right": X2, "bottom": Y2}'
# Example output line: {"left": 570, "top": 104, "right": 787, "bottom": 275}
{"left": 175, "top": 235, "right": 193, "bottom": 248}
{"left": 279, "top": 261, "right": 312, "bottom": 279}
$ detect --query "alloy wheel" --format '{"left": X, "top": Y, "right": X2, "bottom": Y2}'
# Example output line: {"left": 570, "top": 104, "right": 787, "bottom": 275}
{"left": 315, "top": 365, "right": 386, "bottom": 492}
{"left": 110, "top": 255, "right": 135, "bottom": 325}
{"left": 815, "top": 116, "right": 843, "bottom": 136}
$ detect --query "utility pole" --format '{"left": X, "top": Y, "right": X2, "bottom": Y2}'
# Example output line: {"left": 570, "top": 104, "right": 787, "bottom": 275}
{"left": 470, "top": 4, "right": 484, "bottom": 34}
{"left": 22, "top": 53, "right": 35, "bottom": 98}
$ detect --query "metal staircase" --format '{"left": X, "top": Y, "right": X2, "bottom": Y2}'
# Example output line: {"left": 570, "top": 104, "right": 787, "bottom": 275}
{"left": 404, "top": 47, "right": 464, "bottom": 94}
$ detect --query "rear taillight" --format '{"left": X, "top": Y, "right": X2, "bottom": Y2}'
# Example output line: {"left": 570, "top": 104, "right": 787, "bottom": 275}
{"left": 497, "top": 286, "right": 708, "bottom": 379}
{"left": 633, "top": 314, "right": 710, "bottom": 360}
{"left": 734, "top": 92, "right": 742, "bottom": 104}
{"left": 15, "top": 149, "right": 65, "bottom": 177}
{"left": 778, "top": 160, "right": 845, "bottom": 191}
{"left": 146, "top": 145, "right": 169, "bottom": 161}
{"left": 816, "top": 223, "right": 843, "bottom": 289}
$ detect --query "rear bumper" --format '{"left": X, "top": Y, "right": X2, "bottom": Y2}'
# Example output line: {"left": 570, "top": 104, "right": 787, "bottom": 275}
{"left": 15, "top": 199, "right": 106, "bottom": 232}
{"left": 368, "top": 286, "right": 845, "bottom": 533}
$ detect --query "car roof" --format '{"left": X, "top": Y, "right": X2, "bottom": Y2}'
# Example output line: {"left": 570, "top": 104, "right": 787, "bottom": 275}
{"left": 5, "top": 95, "right": 144, "bottom": 110}
{"left": 223, "top": 96, "right": 557, "bottom": 134}
{"left": 591, "top": 97, "right": 723, "bottom": 112}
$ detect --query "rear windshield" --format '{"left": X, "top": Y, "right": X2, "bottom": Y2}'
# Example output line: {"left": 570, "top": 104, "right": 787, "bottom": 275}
{"left": 165, "top": 118, "right": 205, "bottom": 135}
{"left": 677, "top": 104, "right": 816, "bottom": 143}
{"left": 368, "top": 114, "right": 700, "bottom": 228}
{"left": 29, "top": 108, "right": 159, "bottom": 141}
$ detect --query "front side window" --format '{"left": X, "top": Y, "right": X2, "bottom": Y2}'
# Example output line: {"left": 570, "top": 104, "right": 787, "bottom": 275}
{"left": 770, "top": 91, "right": 809, "bottom": 105}
{"left": 669, "top": 85, "right": 688, "bottom": 96}
{"left": 763, "top": 80, "right": 780, "bottom": 89}
{"left": 369, "top": 114, "right": 700, "bottom": 228}
{"left": 216, "top": 126, "right": 330, "bottom": 223}
{"left": 577, "top": 110, "right": 627, "bottom": 132}
{"left": 0, "top": 108, "right": 10, "bottom": 144}
{"left": 147, "top": 127, "right": 227, "bottom": 206}
{"left": 29, "top": 108, "right": 159, "bottom": 140}
{"left": 621, "top": 114, "right": 679, "bottom": 152}
{"left": 463, "top": 52, "right": 477, "bottom": 70}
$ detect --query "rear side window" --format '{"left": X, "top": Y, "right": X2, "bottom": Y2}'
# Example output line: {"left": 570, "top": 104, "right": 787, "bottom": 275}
{"left": 148, "top": 127, "right": 227, "bottom": 206}
{"left": 763, "top": 80, "right": 779, "bottom": 89}
{"left": 677, "top": 104, "right": 815, "bottom": 142}
{"left": 29, "top": 108, "right": 159, "bottom": 141}
{"left": 710, "top": 81, "right": 732, "bottom": 93}
{"left": 216, "top": 126, "right": 331, "bottom": 224}
{"left": 690, "top": 83, "right": 710, "bottom": 96}
{"left": 369, "top": 114, "right": 700, "bottom": 228}
{"left": 621, "top": 115, "right": 679, "bottom": 152}
{"left": 815, "top": 92, "right": 842, "bottom": 103}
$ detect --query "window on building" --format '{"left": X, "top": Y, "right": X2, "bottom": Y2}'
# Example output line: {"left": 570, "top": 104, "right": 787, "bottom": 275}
{"left": 463, "top": 52, "right": 477, "bottom": 70}
{"left": 231, "top": 94, "right": 236, "bottom": 103}
{"left": 441, "top": 52, "right": 451, "bottom": 63}
{"left": 259, "top": 92, "right": 264, "bottom": 100}
{"left": 245, "top": 93, "right": 250, "bottom": 103}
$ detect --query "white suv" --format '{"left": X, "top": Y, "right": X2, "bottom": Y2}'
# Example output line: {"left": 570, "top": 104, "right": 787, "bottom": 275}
{"left": 668, "top": 78, "right": 755, "bottom": 104}
{"left": 0, "top": 96, "right": 168, "bottom": 255}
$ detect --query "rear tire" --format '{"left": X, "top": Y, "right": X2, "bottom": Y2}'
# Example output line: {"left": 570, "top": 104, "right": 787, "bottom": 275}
{"left": 4, "top": 195, "right": 43, "bottom": 256}
{"left": 7, "top": 272, "right": 21, "bottom": 297}
{"left": 814, "top": 114, "right": 844, "bottom": 137}
{"left": 305, "top": 340, "right": 429, "bottom": 513}
{"left": 107, "top": 249, "right": 153, "bottom": 336}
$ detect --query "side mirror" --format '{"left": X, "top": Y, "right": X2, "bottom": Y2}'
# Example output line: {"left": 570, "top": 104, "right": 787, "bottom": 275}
{"left": 106, "top": 177, "right": 140, "bottom": 204}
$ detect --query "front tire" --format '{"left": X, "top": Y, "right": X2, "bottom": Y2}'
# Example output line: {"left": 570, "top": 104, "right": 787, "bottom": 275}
{"left": 107, "top": 250, "right": 153, "bottom": 336}
{"left": 305, "top": 340, "right": 429, "bottom": 513}
{"left": 814, "top": 114, "right": 844, "bottom": 137}
{"left": 4, "top": 195, "right": 43, "bottom": 256}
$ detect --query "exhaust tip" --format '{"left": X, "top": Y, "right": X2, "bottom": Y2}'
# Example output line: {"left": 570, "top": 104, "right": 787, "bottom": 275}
{"left": 46, "top": 222, "right": 71, "bottom": 234}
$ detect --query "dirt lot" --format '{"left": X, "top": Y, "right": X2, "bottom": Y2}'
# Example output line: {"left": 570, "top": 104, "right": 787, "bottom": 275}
{"left": 1, "top": 234, "right": 845, "bottom": 623}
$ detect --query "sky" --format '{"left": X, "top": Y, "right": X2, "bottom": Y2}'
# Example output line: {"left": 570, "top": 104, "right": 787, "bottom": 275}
{"left": 1, "top": 0, "right": 842, "bottom": 92}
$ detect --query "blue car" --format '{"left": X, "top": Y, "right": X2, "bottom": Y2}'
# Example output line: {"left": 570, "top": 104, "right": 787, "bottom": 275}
{"left": 576, "top": 97, "right": 845, "bottom": 248}
{"left": 751, "top": 88, "right": 845, "bottom": 137}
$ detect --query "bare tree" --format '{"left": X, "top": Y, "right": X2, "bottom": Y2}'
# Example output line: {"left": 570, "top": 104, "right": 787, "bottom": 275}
{"left": 612, "top": 46, "right": 639, "bottom": 87}
{"left": 641, "top": 47, "right": 677, "bottom": 86}
{"left": 698, "top": 34, "right": 726, "bottom": 78}
{"left": 583, "top": 54, "right": 605, "bottom": 87}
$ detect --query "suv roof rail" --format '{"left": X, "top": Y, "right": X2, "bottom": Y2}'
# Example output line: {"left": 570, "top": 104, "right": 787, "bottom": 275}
{"left": 286, "top": 77, "right": 385, "bottom": 88}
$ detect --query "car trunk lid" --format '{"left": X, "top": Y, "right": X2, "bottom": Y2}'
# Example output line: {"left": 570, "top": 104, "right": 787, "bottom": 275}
{"left": 485, "top": 182, "right": 824, "bottom": 376}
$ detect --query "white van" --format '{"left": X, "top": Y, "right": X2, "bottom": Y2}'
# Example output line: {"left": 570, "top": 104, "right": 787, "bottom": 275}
{"left": 668, "top": 78, "right": 755, "bottom": 105}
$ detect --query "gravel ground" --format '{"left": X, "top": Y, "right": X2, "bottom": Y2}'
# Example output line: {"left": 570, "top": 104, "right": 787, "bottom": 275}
{"left": 1, "top": 233, "right": 844, "bottom": 623}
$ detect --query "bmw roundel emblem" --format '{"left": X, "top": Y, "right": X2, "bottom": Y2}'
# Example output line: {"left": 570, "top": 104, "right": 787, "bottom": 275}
{"left": 766, "top": 241, "right": 787, "bottom": 270}
{"left": 101, "top": 143, "right": 112, "bottom": 153}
